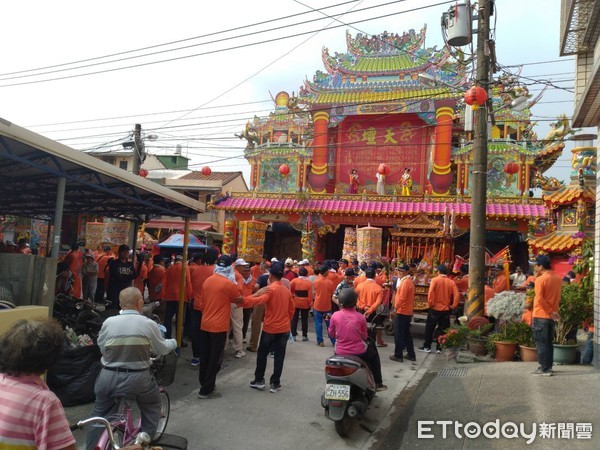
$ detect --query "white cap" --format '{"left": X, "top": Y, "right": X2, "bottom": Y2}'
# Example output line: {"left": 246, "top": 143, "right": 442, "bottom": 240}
{"left": 285, "top": 258, "right": 294, "bottom": 267}
{"left": 234, "top": 258, "right": 249, "bottom": 267}
{"left": 299, "top": 259, "right": 309, "bottom": 265}
{"left": 271, "top": 257, "right": 278, "bottom": 263}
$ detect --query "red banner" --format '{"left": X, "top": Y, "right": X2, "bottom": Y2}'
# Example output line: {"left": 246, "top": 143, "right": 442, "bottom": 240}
{"left": 336, "top": 114, "right": 429, "bottom": 190}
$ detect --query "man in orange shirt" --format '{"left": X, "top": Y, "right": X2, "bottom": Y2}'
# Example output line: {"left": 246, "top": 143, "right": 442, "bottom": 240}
{"left": 531, "top": 254, "right": 562, "bottom": 376}
{"left": 484, "top": 283, "right": 495, "bottom": 317}
{"left": 241, "top": 263, "right": 295, "bottom": 393}
{"left": 161, "top": 255, "right": 192, "bottom": 341}
{"left": 190, "top": 249, "right": 218, "bottom": 367}
{"left": 63, "top": 243, "right": 83, "bottom": 298}
{"left": 390, "top": 265, "right": 416, "bottom": 362}
{"left": 134, "top": 253, "right": 149, "bottom": 298}
{"left": 492, "top": 267, "right": 509, "bottom": 294}
{"left": 290, "top": 267, "right": 313, "bottom": 341}
{"left": 299, "top": 259, "right": 315, "bottom": 277}
{"left": 419, "top": 264, "right": 460, "bottom": 353}
{"left": 95, "top": 245, "right": 114, "bottom": 303}
{"left": 355, "top": 267, "right": 386, "bottom": 346}
{"left": 197, "top": 255, "right": 242, "bottom": 399}
{"left": 313, "top": 266, "right": 336, "bottom": 347}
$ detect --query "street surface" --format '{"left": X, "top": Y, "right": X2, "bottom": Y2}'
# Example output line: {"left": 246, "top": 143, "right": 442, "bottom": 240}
{"left": 66, "top": 321, "right": 432, "bottom": 450}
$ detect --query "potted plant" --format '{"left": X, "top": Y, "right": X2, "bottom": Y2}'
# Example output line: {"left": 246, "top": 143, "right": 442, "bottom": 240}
{"left": 553, "top": 281, "right": 593, "bottom": 364}
{"left": 514, "top": 321, "right": 537, "bottom": 362}
{"left": 438, "top": 324, "right": 469, "bottom": 359}
{"left": 485, "top": 290, "right": 527, "bottom": 361}
{"left": 486, "top": 322, "right": 522, "bottom": 361}
{"left": 466, "top": 323, "right": 493, "bottom": 356}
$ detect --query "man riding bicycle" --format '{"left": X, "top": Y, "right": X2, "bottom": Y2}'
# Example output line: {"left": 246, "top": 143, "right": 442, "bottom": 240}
{"left": 86, "top": 287, "right": 177, "bottom": 450}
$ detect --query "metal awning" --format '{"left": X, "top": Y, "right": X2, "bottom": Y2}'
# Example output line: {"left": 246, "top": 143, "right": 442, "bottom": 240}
{"left": 0, "top": 117, "right": 204, "bottom": 219}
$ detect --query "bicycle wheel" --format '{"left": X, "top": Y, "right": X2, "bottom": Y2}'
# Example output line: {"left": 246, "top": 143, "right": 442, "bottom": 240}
{"left": 154, "top": 389, "right": 170, "bottom": 441}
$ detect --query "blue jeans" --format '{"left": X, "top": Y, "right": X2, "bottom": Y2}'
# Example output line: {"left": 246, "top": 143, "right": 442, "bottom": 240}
{"left": 532, "top": 318, "right": 554, "bottom": 372}
{"left": 314, "top": 310, "right": 335, "bottom": 344}
{"left": 582, "top": 331, "right": 594, "bottom": 365}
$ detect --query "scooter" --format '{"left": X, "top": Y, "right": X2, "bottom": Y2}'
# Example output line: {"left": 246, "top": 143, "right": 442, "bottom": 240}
{"left": 321, "top": 323, "right": 377, "bottom": 437}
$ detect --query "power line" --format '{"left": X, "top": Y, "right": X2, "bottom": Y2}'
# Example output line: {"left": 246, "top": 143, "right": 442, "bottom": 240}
{"left": 0, "top": 0, "right": 457, "bottom": 88}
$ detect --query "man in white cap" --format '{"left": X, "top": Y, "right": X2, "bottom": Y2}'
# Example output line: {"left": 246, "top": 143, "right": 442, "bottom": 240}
{"left": 233, "top": 259, "right": 253, "bottom": 358}
{"left": 299, "top": 259, "right": 314, "bottom": 277}
{"left": 284, "top": 258, "right": 298, "bottom": 282}
{"left": 510, "top": 266, "right": 527, "bottom": 289}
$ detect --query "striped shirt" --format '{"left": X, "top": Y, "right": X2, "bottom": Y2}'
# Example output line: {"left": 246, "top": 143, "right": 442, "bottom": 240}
{"left": 0, "top": 374, "right": 75, "bottom": 450}
{"left": 98, "top": 310, "right": 177, "bottom": 369}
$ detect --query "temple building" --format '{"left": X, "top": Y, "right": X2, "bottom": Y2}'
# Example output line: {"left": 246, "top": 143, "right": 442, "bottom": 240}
{"left": 213, "top": 27, "right": 570, "bottom": 265}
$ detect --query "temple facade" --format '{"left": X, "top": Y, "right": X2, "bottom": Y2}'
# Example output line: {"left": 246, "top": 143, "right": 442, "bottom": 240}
{"left": 214, "top": 27, "right": 570, "bottom": 266}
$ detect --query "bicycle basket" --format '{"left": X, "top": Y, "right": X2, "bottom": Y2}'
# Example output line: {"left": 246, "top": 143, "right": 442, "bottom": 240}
{"left": 152, "top": 351, "right": 177, "bottom": 386}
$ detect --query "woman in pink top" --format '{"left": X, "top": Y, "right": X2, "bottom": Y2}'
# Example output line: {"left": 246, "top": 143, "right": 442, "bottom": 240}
{"left": 328, "top": 288, "right": 387, "bottom": 391}
{"left": 0, "top": 318, "right": 76, "bottom": 450}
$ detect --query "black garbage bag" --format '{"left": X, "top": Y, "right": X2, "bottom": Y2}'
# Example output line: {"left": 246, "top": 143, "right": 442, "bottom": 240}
{"left": 47, "top": 344, "right": 102, "bottom": 406}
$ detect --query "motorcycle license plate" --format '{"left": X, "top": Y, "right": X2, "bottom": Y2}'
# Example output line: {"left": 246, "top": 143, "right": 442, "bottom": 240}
{"left": 325, "top": 384, "right": 350, "bottom": 401}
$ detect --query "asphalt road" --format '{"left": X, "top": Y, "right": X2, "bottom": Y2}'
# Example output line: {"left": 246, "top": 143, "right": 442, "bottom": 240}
{"left": 66, "top": 319, "right": 433, "bottom": 450}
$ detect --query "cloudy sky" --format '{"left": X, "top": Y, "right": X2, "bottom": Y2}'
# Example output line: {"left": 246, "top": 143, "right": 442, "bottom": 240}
{"left": 1, "top": 0, "right": 580, "bottom": 184}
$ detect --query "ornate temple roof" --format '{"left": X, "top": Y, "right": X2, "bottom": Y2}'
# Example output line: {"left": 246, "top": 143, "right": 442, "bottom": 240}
{"left": 213, "top": 194, "right": 546, "bottom": 220}
{"left": 542, "top": 184, "right": 595, "bottom": 205}
{"left": 528, "top": 232, "right": 583, "bottom": 253}
{"left": 298, "top": 27, "right": 467, "bottom": 106}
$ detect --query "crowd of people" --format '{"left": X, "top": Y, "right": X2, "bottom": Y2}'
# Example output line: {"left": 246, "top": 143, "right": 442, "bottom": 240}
{"left": 1, "top": 241, "right": 591, "bottom": 448}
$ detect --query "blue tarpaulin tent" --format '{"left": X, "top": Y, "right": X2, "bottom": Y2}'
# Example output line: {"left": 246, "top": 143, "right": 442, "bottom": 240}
{"left": 158, "top": 233, "right": 210, "bottom": 249}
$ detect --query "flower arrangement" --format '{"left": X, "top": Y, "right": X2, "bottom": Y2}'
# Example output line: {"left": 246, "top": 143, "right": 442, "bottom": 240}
{"left": 438, "top": 325, "right": 469, "bottom": 349}
{"left": 486, "top": 290, "right": 526, "bottom": 322}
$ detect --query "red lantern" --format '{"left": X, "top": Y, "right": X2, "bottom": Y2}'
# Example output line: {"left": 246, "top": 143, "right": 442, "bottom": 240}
{"left": 201, "top": 166, "right": 212, "bottom": 176}
{"left": 138, "top": 168, "right": 149, "bottom": 178}
{"left": 504, "top": 162, "right": 519, "bottom": 175}
{"left": 377, "top": 163, "right": 390, "bottom": 176}
{"left": 279, "top": 164, "right": 290, "bottom": 176}
{"left": 464, "top": 86, "right": 488, "bottom": 110}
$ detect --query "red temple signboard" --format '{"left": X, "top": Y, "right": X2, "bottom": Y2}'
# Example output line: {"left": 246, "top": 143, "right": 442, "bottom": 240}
{"left": 336, "top": 113, "right": 428, "bottom": 191}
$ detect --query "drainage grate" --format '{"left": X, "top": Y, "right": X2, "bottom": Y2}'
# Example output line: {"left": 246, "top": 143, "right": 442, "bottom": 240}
{"left": 437, "top": 367, "right": 468, "bottom": 377}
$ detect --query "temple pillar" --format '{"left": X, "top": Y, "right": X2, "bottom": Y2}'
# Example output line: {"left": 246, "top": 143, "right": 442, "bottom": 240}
{"left": 429, "top": 106, "right": 454, "bottom": 195}
{"left": 222, "top": 218, "right": 237, "bottom": 256}
{"left": 308, "top": 110, "right": 330, "bottom": 193}
{"left": 301, "top": 227, "right": 317, "bottom": 262}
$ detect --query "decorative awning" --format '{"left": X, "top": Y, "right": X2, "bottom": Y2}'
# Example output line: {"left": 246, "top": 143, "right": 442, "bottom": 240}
{"left": 528, "top": 232, "right": 581, "bottom": 252}
{"left": 542, "top": 185, "right": 595, "bottom": 205}
{"left": 213, "top": 196, "right": 546, "bottom": 219}
{"left": 145, "top": 219, "right": 212, "bottom": 231}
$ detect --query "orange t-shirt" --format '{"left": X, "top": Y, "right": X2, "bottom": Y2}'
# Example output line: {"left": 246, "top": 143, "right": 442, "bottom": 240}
{"left": 328, "top": 271, "right": 343, "bottom": 288}
{"left": 375, "top": 272, "right": 388, "bottom": 287}
{"left": 353, "top": 274, "right": 366, "bottom": 288}
{"left": 533, "top": 270, "right": 562, "bottom": 319}
{"left": 147, "top": 265, "right": 165, "bottom": 301}
{"left": 290, "top": 277, "right": 313, "bottom": 309}
{"left": 394, "top": 276, "right": 415, "bottom": 316}
{"left": 243, "top": 281, "right": 295, "bottom": 334}
{"left": 191, "top": 265, "right": 215, "bottom": 311}
{"left": 427, "top": 275, "right": 460, "bottom": 311}
{"left": 355, "top": 279, "right": 383, "bottom": 315}
{"left": 200, "top": 274, "right": 242, "bottom": 333}
{"left": 237, "top": 273, "right": 255, "bottom": 297}
{"left": 313, "top": 275, "right": 335, "bottom": 312}
{"left": 134, "top": 263, "right": 148, "bottom": 293}
{"left": 97, "top": 252, "right": 114, "bottom": 279}
{"left": 250, "top": 264, "right": 263, "bottom": 280}
{"left": 305, "top": 266, "right": 315, "bottom": 277}
{"left": 161, "top": 262, "right": 193, "bottom": 302}
{"left": 454, "top": 276, "right": 469, "bottom": 293}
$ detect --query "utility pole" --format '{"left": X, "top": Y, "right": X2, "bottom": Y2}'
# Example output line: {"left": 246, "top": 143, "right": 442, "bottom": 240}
{"left": 466, "top": 0, "right": 491, "bottom": 319}
{"left": 132, "top": 123, "right": 144, "bottom": 175}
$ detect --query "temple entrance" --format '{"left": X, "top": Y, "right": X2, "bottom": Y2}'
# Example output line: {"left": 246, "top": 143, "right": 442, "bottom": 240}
{"left": 320, "top": 226, "right": 345, "bottom": 260}
{"left": 263, "top": 222, "right": 301, "bottom": 260}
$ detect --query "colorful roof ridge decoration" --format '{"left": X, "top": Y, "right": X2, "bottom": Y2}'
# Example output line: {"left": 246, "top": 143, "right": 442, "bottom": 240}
{"left": 391, "top": 212, "right": 444, "bottom": 231}
{"left": 541, "top": 184, "right": 595, "bottom": 205}
{"left": 528, "top": 232, "right": 582, "bottom": 253}
{"left": 298, "top": 27, "right": 467, "bottom": 106}
{"left": 212, "top": 196, "right": 546, "bottom": 219}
